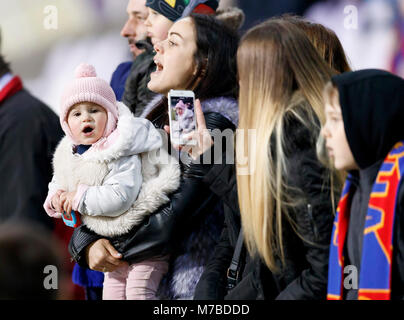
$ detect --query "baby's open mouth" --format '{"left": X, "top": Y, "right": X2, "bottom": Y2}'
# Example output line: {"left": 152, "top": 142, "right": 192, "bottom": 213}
{"left": 82, "top": 126, "right": 94, "bottom": 134}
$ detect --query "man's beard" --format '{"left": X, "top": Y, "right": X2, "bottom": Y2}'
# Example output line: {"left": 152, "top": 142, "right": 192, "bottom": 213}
{"left": 135, "top": 37, "right": 153, "bottom": 51}
{"left": 128, "top": 35, "right": 151, "bottom": 58}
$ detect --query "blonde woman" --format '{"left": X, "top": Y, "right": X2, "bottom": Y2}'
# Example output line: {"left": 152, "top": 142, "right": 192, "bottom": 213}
{"left": 194, "top": 17, "right": 345, "bottom": 299}
{"left": 236, "top": 18, "right": 337, "bottom": 299}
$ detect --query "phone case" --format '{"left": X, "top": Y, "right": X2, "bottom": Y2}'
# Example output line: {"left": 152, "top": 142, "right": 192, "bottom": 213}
{"left": 61, "top": 210, "right": 81, "bottom": 228}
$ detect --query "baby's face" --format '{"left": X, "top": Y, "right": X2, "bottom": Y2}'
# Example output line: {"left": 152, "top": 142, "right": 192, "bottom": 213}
{"left": 67, "top": 102, "right": 107, "bottom": 145}
{"left": 176, "top": 106, "right": 184, "bottom": 116}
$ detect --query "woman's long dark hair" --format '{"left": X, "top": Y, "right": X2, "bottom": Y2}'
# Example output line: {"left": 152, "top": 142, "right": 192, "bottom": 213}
{"left": 189, "top": 13, "right": 239, "bottom": 100}
{"left": 146, "top": 14, "right": 239, "bottom": 125}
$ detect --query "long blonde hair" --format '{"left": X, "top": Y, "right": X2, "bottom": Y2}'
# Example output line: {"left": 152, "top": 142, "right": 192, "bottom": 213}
{"left": 236, "top": 18, "right": 335, "bottom": 272}
{"left": 287, "top": 15, "right": 350, "bottom": 211}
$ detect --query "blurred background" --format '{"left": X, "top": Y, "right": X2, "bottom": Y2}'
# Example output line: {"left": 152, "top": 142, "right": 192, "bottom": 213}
{"left": 0, "top": 0, "right": 129, "bottom": 113}
{"left": 1, "top": 0, "right": 403, "bottom": 112}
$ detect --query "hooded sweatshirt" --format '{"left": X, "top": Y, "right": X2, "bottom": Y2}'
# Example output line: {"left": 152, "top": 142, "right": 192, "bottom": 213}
{"left": 331, "top": 69, "right": 404, "bottom": 299}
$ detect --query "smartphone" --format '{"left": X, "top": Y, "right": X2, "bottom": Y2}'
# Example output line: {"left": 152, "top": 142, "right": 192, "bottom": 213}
{"left": 168, "top": 90, "right": 197, "bottom": 146}
{"left": 62, "top": 210, "right": 81, "bottom": 228}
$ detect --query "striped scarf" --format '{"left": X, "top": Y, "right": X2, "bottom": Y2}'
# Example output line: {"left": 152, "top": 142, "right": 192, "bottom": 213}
{"left": 327, "top": 141, "right": 404, "bottom": 300}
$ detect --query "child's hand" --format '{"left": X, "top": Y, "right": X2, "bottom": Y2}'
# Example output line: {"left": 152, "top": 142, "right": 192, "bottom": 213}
{"left": 59, "top": 191, "right": 77, "bottom": 215}
{"left": 51, "top": 190, "right": 64, "bottom": 213}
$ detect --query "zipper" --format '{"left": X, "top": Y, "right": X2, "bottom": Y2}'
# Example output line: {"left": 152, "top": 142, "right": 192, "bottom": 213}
{"left": 307, "top": 203, "right": 319, "bottom": 240}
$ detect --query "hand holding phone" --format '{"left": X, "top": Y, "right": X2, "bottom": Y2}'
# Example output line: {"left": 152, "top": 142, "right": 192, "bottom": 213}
{"left": 166, "top": 98, "right": 214, "bottom": 159}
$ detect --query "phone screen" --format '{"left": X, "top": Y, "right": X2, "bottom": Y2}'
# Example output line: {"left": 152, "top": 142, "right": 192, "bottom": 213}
{"left": 169, "top": 94, "right": 196, "bottom": 145}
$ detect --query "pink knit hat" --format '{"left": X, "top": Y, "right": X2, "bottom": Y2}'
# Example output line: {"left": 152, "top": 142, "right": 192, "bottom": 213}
{"left": 60, "top": 63, "right": 118, "bottom": 144}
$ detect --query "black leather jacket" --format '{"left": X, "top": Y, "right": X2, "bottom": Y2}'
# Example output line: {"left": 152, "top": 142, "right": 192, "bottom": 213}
{"left": 68, "top": 109, "right": 236, "bottom": 267}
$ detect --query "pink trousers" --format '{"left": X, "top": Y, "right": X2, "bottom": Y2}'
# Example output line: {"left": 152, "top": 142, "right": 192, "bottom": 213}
{"left": 102, "top": 259, "right": 169, "bottom": 300}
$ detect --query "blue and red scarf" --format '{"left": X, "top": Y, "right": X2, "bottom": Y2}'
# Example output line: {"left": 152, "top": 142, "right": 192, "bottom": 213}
{"left": 0, "top": 73, "right": 23, "bottom": 103}
{"left": 327, "top": 141, "right": 404, "bottom": 300}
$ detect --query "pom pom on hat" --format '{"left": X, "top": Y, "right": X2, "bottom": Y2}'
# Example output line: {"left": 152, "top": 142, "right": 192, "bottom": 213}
{"left": 215, "top": 7, "right": 245, "bottom": 31}
{"left": 74, "top": 63, "right": 97, "bottom": 78}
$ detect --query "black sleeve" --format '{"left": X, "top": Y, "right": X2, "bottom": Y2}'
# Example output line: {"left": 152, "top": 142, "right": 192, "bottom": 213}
{"left": 194, "top": 219, "right": 233, "bottom": 300}
{"left": 0, "top": 97, "right": 62, "bottom": 230}
{"left": 68, "top": 224, "right": 102, "bottom": 267}
{"left": 68, "top": 112, "right": 235, "bottom": 265}
{"left": 195, "top": 223, "right": 264, "bottom": 300}
{"left": 196, "top": 160, "right": 262, "bottom": 300}
{"left": 68, "top": 160, "right": 217, "bottom": 265}
{"left": 275, "top": 148, "right": 335, "bottom": 300}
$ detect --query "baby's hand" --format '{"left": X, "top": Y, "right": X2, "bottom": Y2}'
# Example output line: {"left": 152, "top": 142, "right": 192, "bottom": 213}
{"left": 51, "top": 190, "right": 64, "bottom": 214}
{"left": 59, "top": 191, "right": 77, "bottom": 215}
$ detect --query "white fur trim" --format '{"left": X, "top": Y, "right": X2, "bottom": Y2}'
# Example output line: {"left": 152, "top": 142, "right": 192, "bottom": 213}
{"left": 52, "top": 125, "right": 180, "bottom": 237}
{"left": 81, "top": 101, "right": 162, "bottom": 163}
{"left": 82, "top": 148, "right": 180, "bottom": 237}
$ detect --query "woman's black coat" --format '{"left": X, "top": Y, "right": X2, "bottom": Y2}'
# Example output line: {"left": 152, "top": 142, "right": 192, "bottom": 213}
{"left": 194, "top": 110, "right": 336, "bottom": 300}
{"left": 68, "top": 99, "right": 236, "bottom": 270}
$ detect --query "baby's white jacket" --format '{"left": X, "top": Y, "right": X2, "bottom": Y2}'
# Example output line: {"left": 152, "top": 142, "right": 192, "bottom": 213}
{"left": 178, "top": 107, "right": 195, "bottom": 133}
{"left": 44, "top": 102, "right": 180, "bottom": 237}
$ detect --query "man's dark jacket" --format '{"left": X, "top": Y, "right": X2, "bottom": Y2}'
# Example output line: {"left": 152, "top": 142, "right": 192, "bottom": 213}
{"left": 0, "top": 88, "right": 63, "bottom": 229}
{"left": 121, "top": 40, "right": 157, "bottom": 116}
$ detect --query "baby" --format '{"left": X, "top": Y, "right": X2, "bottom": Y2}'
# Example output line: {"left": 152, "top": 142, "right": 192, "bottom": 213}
{"left": 43, "top": 63, "right": 180, "bottom": 299}
{"left": 175, "top": 100, "right": 195, "bottom": 134}
{"left": 171, "top": 100, "right": 195, "bottom": 144}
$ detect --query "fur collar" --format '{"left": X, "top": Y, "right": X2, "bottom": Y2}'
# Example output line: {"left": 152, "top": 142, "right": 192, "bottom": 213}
{"left": 201, "top": 96, "right": 238, "bottom": 126}
{"left": 61, "top": 101, "right": 162, "bottom": 163}
{"left": 141, "top": 95, "right": 239, "bottom": 126}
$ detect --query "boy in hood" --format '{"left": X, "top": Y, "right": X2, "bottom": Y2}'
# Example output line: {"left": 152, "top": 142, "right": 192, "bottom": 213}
{"left": 322, "top": 69, "right": 404, "bottom": 300}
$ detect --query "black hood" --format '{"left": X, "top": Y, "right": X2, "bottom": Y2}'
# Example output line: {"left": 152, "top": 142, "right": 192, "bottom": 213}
{"left": 331, "top": 69, "right": 404, "bottom": 169}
